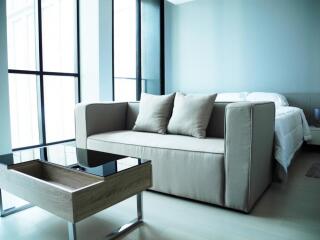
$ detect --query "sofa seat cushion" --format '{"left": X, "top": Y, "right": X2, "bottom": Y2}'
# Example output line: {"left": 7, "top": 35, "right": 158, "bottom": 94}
{"left": 87, "top": 130, "right": 224, "bottom": 157}
{"left": 87, "top": 130, "right": 225, "bottom": 205}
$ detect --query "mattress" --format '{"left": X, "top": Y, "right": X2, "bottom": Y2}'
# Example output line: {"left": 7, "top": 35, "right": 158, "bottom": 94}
{"left": 274, "top": 106, "right": 311, "bottom": 174}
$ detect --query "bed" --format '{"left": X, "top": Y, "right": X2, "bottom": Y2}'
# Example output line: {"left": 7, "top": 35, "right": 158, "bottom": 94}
{"left": 217, "top": 92, "right": 312, "bottom": 178}
{"left": 274, "top": 106, "right": 311, "bottom": 177}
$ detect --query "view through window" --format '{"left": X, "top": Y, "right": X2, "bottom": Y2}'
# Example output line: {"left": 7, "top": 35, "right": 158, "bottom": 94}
{"left": 113, "top": 0, "right": 162, "bottom": 101}
{"left": 113, "top": 0, "right": 137, "bottom": 101}
{"left": 6, "top": 0, "right": 79, "bottom": 149}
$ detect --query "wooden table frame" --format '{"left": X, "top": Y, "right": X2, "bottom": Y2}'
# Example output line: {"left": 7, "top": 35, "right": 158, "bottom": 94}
{"left": 0, "top": 159, "right": 152, "bottom": 240}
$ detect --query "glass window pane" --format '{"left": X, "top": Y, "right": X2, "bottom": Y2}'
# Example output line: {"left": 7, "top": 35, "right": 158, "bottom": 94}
{"left": 8, "top": 74, "right": 40, "bottom": 148}
{"left": 114, "top": 78, "right": 136, "bottom": 102}
{"left": 141, "top": 0, "right": 161, "bottom": 95}
{"left": 114, "top": 0, "right": 136, "bottom": 77}
{"left": 6, "top": 0, "right": 38, "bottom": 70}
{"left": 114, "top": 0, "right": 136, "bottom": 101}
{"left": 114, "top": 78, "right": 146, "bottom": 102}
{"left": 44, "top": 76, "right": 76, "bottom": 143}
{"left": 41, "top": 0, "right": 77, "bottom": 73}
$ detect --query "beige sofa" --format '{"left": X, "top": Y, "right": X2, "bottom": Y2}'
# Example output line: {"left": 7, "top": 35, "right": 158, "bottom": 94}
{"left": 75, "top": 101, "right": 275, "bottom": 213}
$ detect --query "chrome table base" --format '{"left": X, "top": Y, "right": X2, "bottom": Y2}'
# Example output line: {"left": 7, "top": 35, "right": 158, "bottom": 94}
{"left": 0, "top": 188, "right": 34, "bottom": 217}
{"left": 105, "top": 192, "right": 143, "bottom": 240}
{"left": 1, "top": 188, "right": 144, "bottom": 240}
{"left": 68, "top": 193, "right": 143, "bottom": 240}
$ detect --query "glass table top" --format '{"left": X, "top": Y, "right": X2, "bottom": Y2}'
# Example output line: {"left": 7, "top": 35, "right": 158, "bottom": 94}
{"left": 0, "top": 145, "right": 149, "bottom": 178}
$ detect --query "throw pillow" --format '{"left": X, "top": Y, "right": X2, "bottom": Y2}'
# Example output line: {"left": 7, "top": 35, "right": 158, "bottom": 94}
{"left": 133, "top": 92, "right": 175, "bottom": 134}
{"left": 167, "top": 92, "right": 217, "bottom": 138}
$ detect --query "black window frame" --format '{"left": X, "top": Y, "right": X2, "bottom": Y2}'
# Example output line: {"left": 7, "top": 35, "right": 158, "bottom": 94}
{"left": 8, "top": 0, "right": 81, "bottom": 151}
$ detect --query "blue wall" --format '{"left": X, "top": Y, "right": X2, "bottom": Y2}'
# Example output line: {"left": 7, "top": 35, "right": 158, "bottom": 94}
{"left": 0, "top": 0, "right": 12, "bottom": 154}
{"left": 165, "top": 0, "right": 320, "bottom": 94}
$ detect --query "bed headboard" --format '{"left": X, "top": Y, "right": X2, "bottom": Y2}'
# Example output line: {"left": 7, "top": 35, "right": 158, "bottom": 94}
{"left": 282, "top": 93, "right": 320, "bottom": 126}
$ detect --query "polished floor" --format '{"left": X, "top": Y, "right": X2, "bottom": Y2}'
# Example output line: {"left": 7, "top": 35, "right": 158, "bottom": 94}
{"left": 0, "top": 149, "right": 320, "bottom": 240}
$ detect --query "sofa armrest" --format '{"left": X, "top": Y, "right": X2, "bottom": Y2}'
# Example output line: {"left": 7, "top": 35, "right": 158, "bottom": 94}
{"left": 224, "top": 102, "right": 275, "bottom": 212}
{"left": 75, "top": 102, "right": 128, "bottom": 149}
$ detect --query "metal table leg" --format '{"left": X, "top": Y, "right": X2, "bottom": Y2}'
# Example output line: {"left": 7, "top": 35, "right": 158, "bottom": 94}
{"left": 68, "top": 222, "right": 77, "bottom": 240}
{"left": 137, "top": 191, "right": 143, "bottom": 221}
{"left": 106, "top": 192, "right": 144, "bottom": 240}
{"left": 0, "top": 188, "right": 34, "bottom": 217}
{"left": 1, "top": 187, "right": 144, "bottom": 240}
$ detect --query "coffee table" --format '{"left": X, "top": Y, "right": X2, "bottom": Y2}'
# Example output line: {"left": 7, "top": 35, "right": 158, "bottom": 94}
{"left": 0, "top": 145, "right": 152, "bottom": 240}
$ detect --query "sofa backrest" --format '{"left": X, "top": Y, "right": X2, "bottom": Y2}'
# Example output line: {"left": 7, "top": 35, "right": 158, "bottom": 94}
{"left": 126, "top": 101, "right": 229, "bottom": 138}
{"left": 207, "top": 102, "right": 228, "bottom": 138}
{"left": 126, "top": 102, "right": 140, "bottom": 130}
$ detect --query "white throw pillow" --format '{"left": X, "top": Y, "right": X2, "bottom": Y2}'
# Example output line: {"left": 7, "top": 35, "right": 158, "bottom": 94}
{"left": 167, "top": 92, "right": 217, "bottom": 138}
{"left": 246, "top": 92, "right": 289, "bottom": 107}
{"left": 133, "top": 92, "right": 175, "bottom": 134}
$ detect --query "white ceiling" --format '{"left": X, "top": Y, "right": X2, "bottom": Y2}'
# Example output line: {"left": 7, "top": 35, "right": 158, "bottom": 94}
{"left": 166, "top": 0, "right": 195, "bottom": 5}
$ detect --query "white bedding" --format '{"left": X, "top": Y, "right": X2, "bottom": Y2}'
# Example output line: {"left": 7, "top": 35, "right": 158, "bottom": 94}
{"left": 215, "top": 92, "right": 311, "bottom": 177}
{"left": 274, "top": 106, "right": 311, "bottom": 173}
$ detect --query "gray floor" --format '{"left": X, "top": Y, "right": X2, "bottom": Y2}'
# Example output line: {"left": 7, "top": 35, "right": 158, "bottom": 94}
{"left": 0, "top": 149, "right": 319, "bottom": 240}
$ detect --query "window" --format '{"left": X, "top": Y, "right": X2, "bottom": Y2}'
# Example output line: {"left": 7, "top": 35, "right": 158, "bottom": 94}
{"left": 6, "top": 0, "right": 80, "bottom": 150}
{"left": 113, "top": 0, "right": 164, "bottom": 101}
{"left": 113, "top": 0, "right": 137, "bottom": 101}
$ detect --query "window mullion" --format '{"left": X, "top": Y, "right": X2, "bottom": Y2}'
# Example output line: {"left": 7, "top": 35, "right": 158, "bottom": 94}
{"left": 76, "top": 0, "right": 81, "bottom": 102}
{"left": 37, "top": 0, "right": 46, "bottom": 145}
{"left": 136, "top": 0, "right": 142, "bottom": 101}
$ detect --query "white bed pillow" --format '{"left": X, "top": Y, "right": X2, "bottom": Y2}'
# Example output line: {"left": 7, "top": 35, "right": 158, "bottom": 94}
{"left": 216, "top": 92, "right": 248, "bottom": 102}
{"left": 246, "top": 92, "right": 289, "bottom": 107}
